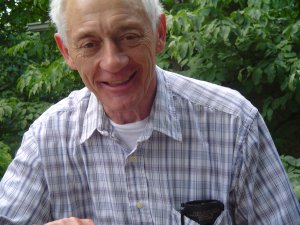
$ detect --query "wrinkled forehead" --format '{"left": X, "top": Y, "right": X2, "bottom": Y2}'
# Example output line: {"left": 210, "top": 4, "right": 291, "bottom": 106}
{"left": 64, "top": 0, "right": 146, "bottom": 17}
{"left": 62, "top": 0, "right": 153, "bottom": 42}
{"left": 63, "top": 0, "right": 150, "bottom": 32}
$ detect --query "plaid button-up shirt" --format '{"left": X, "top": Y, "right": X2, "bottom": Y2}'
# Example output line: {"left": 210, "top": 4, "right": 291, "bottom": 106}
{"left": 1, "top": 67, "right": 299, "bottom": 225}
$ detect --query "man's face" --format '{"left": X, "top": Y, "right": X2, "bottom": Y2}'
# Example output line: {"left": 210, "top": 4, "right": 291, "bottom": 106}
{"left": 56, "top": 0, "right": 166, "bottom": 122}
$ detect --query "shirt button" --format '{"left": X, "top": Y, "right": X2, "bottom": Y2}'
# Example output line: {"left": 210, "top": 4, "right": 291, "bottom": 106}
{"left": 136, "top": 201, "right": 144, "bottom": 209}
{"left": 128, "top": 156, "right": 138, "bottom": 163}
{"left": 99, "top": 130, "right": 109, "bottom": 136}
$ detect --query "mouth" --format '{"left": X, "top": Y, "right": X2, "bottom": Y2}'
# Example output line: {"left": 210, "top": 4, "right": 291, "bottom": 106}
{"left": 102, "top": 72, "right": 136, "bottom": 87}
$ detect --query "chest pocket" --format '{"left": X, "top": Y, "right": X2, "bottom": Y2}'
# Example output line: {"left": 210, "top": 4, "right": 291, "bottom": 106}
{"left": 172, "top": 208, "right": 232, "bottom": 225}
{"left": 171, "top": 208, "right": 200, "bottom": 225}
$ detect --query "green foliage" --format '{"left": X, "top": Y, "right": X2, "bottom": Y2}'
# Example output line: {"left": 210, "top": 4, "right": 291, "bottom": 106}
{"left": 0, "top": 142, "right": 12, "bottom": 178}
{"left": 0, "top": 0, "right": 299, "bottom": 182}
{"left": 0, "top": 0, "right": 49, "bottom": 46}
{"left": 0, "top": 99, "right": 13, "bottom": 123}
{"left": 0, "top": 0, "right": 82, "bottom": 177}
{"left": 281, "top": 155, "right": 300, "bottom": 201}
{"left": 17, "top": 58, "right": 82, "bottom": 99}
{"left": 159, "top": 0, "right": 300, "bottom": 156}
{"left": 0, "top": 97, "right": 52, "bottom": 154}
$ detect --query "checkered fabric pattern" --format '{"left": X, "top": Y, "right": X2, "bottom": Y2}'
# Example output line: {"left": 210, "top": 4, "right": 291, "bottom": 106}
{"left": 1, "top": 66, "right": 299, "bottom": 224}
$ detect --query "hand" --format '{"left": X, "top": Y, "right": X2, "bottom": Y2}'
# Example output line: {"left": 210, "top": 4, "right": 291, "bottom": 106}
{"left": 44, "top": 217, "right": 95, "bottom": 225}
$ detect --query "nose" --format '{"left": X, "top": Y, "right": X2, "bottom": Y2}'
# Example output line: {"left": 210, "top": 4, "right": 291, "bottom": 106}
{"left": 99, "top": 40, "right": 129, "bottom": 73}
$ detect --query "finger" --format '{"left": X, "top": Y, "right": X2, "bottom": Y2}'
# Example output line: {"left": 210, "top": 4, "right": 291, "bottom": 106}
{"left": 44, "top": 217, "right": 95, "bottom": 225}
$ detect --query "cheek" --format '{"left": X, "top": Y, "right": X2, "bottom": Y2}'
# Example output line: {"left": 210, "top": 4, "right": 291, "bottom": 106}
{"left": 74, "top": 53, "right": 89, "bottom": 69}
{"left": 72, "top": 59, "right": 96, "bottom": 87}
{"left": 73, "top": 54, "right": 96, "bottom": 78}
{"left": 134, "top": 42, "right": 157, "bottom": 66}
{"left": 132, "top": 41, "right": 157, "bottom": 81}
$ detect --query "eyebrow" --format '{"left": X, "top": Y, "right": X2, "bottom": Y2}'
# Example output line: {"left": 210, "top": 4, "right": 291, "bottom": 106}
{"left": 74, "top": 25, "right": 143, "bottom": 42}
{"left": 116, "top": 21, "right": 144, "bottom": 30}
{"left": 73, "top": 32, "right": 98, "bottom": 43}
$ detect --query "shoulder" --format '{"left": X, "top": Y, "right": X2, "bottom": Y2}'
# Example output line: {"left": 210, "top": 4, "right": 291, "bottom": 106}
{"left": 160, "top": 68, "right": 258, "bottom": 122}
{"left": 31, "top": 87, "right": 91, "bottom": 128}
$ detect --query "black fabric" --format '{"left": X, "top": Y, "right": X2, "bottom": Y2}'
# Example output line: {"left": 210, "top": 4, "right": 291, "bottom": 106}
{"left": 181, "top": 200, "right": 224, "bottom": 225}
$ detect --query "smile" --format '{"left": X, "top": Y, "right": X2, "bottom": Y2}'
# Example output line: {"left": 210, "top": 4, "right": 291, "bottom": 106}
{"left": 103, "top": 73, "right": 136, "bottom": 87}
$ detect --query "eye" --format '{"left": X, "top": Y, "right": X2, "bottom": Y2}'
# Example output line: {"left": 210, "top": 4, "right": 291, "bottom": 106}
{"left": 78, "top": 40, "right": 101, "bottom": 56}
{"left": 119, "top": 33, "right": 142, "bottom": 47}
{"left": 124, "top": 34, "right": 139, "bottom": 40}
{"left": 83, "top": 42, "right": 95, "bottom": 49}
{"left": 82, "top": 40, "right": 101, "bottom": 49}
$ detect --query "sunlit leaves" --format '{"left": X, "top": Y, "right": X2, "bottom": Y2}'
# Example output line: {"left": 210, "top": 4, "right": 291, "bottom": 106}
{"left": 162, "top": 0, "right": 300, "bottom": 118}
{"left": 0, "top": 142, "right": 12, "bottom": 178}
{"left": 159, "top": 0, "right": 300, "bottom": 157}
{"left": 281, "top": 155, "right": 300, "bottom": 201}
{"left": 1, "top": 0, "right": 300, "bottom": 177}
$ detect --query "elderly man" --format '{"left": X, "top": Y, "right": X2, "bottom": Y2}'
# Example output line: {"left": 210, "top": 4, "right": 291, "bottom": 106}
{"left": 0, "top": 0, "right": 300, "bottom": 224}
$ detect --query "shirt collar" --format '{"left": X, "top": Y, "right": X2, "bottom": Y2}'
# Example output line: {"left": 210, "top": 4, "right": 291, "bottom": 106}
{"left": 144, "top": 66, "right": 182, "bottom": 141}
{"left": 80, "top": 66, "right": 182, "bottom": 143}
{"left": 80, "top": 92, "right": 111, "bottom": 144}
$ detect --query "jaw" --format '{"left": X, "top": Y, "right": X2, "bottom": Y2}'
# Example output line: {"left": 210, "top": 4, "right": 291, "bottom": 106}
{"left": 99, "top": 72, "right": 157, "bottom": 124}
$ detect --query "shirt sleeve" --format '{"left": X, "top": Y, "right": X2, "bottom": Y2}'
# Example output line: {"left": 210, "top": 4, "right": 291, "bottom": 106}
{"left": 231, "top": 112, "right": 300, "bottom": 224}
{"left": 0, "top": 128, "right": 51, "bottom": 224}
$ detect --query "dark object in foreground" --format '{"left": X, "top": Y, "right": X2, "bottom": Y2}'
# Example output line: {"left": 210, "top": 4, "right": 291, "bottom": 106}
{"left": 181, "top": 200, "right": 224, "bottom": 225}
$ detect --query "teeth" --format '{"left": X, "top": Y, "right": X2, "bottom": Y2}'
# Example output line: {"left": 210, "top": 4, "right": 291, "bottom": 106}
{"left": 110, "top": 80, "right": 126, "bottom": 85}
{"left": 108, "top": 77, "right": 131, "bottom": 85}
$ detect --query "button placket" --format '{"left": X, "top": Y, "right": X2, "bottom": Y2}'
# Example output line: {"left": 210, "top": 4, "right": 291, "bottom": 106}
{"left": 125, "top": 150, "right": 152, "bottom": 223}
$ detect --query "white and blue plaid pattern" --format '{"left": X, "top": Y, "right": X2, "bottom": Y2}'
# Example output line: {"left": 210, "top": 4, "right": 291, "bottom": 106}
{"left": 1, "top": 67, "right": 299, "bottom": 224}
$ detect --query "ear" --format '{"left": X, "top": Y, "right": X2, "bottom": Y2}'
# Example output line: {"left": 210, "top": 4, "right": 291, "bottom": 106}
{"left": 156, "top": 14, "right": 167, "bottom": 54}
{"left": 54, "top": 33, "right": 77, "bottom": 70}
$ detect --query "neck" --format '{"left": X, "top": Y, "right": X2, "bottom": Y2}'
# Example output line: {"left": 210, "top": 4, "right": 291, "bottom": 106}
{"left": 105, "top": 78, "right": 157, "bottom": 125}
{"left": 107, "top": 107, "right": 152, "bottom": 124}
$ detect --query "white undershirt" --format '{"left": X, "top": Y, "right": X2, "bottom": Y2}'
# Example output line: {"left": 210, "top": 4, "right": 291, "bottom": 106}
{"left": 110, "top": 117, "right": 149, "bottom": 151}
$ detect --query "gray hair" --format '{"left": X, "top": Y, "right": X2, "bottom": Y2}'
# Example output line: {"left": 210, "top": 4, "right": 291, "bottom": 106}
{"left": 49, "top": 0, "right": 164, "bottom": 45}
